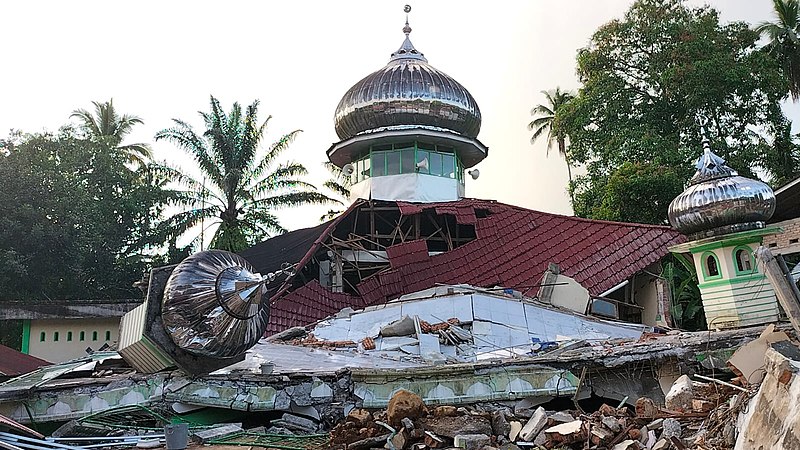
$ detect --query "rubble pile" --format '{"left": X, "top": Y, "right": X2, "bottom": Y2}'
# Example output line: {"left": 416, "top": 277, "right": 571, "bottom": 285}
{"left": 328, "top": 377, "right": 757, "bottom": 450}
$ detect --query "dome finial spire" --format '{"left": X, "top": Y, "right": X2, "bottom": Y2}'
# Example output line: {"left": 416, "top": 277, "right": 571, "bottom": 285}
{"left": 697, "top": 114, "right": 712, "bottom": 154}
{"left": 403, "top": 5, "right": 412, "bottom": 35}
{"left": 690, "top": 113, "right": 736, "bottom": 184}
{"left": 390, "top": 4, "right": 427, "bottom": 62}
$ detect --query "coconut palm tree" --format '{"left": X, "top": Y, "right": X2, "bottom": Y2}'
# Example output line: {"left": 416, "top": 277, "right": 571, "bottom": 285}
{"left": 71, "top": 99, "right": 152, "bottom": 166}
{"left": 154, "top": 95, "right": 333, "bottom": 253}
{"left": 528, "top": 87, "right": 575, "bottom": 202}
{"left": 319, "top": 161, "right": 352, "bottom": 222}
{"left": 757, "top": 0, "right": 800, "bottom": 100}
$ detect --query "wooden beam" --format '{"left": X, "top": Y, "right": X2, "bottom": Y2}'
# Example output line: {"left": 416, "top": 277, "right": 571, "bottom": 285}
{"left": 755, "top": 246, "right": 800, "bottom": 335}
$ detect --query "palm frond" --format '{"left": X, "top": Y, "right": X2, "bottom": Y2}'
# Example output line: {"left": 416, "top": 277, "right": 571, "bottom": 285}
{"left": 248, "top": 161, "right": 309, "bottom": 191}
{"left": 251, "top": 130, "right": 302, "bottom": 179}
{"left": 155, "top": 120, "right": 224, "bottom": 185}
{"left": 323, "top": 179, "right": 351, "bottom": 199}
{"left": 253, "top": 191, "right": 336, "bottom": 209}
{"left": 147, "top": 163, "right": 226, "bottom": 206}
{"left": 70, "top": 108, "right": 102, "bottom": 137}
{"left": 320, "top": 209, "right": 343, "bottom": 222}
{"left": 529, "top": 87, "right": 575, "bottom": 153}
{"left": 239, "top": 208, "right": 287, "bottom": 237}
{"left": 154, "top": 206, "right": 219, "bottom": 244}
{"left": 530, "top": 105, "right": 555, "bottom": 117}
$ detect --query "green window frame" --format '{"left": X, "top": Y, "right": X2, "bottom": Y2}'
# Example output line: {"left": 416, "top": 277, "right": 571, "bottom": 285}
{"left": 67, "top": 331, "right": 73, "bottom": 342}
{"left": 92, "top": 331, "right": 98, "bottom": 341}
{"left": 53, "top": 331, "right": 59, "bottom": 342}
{"left": 733, "top": 246, "right": 756, "bottom": 276}
{"left": 354, "top": 141, "right": 465, "bottom": 181}
{"left": 701, "top": 251, "right": 723, "bottom": 281}
{"left": 80, "top": 331, "right": 85, "bottom": 341}
{"left": 40, "top": 331, "right": 46, "bottom": 342}
{"left": 105, "top": 331, "right": 111, "bottom": 341}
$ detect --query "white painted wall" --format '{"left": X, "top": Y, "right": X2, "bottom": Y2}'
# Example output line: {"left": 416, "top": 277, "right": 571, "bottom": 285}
{"left": 28, "top": 318, "right": 120, "bottom": 363}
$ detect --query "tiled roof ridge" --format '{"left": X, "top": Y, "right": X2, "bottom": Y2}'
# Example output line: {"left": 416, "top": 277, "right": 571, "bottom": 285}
{"left": 454, "top": 198, "right": 677, "bottom": 231}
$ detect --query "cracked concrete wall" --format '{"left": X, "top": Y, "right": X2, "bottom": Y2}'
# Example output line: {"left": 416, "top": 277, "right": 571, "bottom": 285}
{"left": 0, "top": 371, "right": 348, "bottom": 427}
{"left": 0, "top": 374, "right": 167, "bottom": 423}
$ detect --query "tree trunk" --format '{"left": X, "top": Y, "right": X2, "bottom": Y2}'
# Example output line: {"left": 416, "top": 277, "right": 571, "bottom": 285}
{"left": 559, "top": 138, "right": 576, "bottom": 207}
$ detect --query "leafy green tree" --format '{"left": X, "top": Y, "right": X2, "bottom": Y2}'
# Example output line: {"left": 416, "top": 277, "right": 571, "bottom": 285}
{"left": 0, "top": 127, "right": 165, "bottom": 301}
{"left": 757, "top": 0, "right": 800, "bottom": 100}
{"left": 71, "top": 99, "right": 152, "bottom": 167}
{"left": 572, "top": 162, "right": 685, "bottom": 224}
{"left": 663, "top": 254, "right": 706, "bottom": 331}
{"left": 528, "top": 88, "right": 576, "bottom": 203}
{"left": 320, "top": 161, "right": 351, "bottom": 222}
{"left": 559, "top": 0, "right": 788, "bottom": 224}
{"left": 154, "top": 96, "right": 332, "bottom": 253}
{"left": 761, "top": 121, "right": 800, "bottom": 186}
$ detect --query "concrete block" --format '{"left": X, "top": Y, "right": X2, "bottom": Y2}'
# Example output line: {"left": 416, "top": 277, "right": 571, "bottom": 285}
{"left": 453, "top": 434, "right": 491, "bottom": 450}
{"left": 518, "top": 406, "right": 546, "bottom": 442}
{"left": 192, "top": 423, "right": 243, "bottom": 443}
{"left": 662, "top": 418, "right": 681, "bottom": 439}
{"left": 665, "top": 374, "right": 693, "bottom": 411}
{"left": 508, "top": 421, "right": 522, "bottom": 441}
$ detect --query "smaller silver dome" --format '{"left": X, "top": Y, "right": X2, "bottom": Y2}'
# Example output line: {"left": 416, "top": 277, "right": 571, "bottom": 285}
{"left": 668, "top": 136, "right": 775, "bottom": 239}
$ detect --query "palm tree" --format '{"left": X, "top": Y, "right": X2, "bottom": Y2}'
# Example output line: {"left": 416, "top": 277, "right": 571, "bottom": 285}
{"left": 528, "top": 87, "right": 575, "bottom": 202}
{"left": 757, "top": 0, "right": 800, "bottom": 100}
{"left": 319, "top": 161, "right": 352, "bottom": 222}
{"left": 154, "top": 95, "right": 333, "bottom": 253}
{"left": 71, "top": 99, "right": 152, "bottom": 166}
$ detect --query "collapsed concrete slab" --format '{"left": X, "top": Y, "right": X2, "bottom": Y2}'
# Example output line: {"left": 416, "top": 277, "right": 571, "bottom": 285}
{"left": 0, "top": 320, "right": 775, "bottom": 427}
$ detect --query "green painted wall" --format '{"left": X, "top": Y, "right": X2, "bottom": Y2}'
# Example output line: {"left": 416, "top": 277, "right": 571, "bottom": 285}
{"left": 21, "top": 320, "right": 30, "bottom": 354}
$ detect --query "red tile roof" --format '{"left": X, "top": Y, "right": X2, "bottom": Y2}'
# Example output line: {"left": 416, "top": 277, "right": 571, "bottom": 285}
{"left": 0, "top": 344, "right": 50, "bottom": 376}
{"left": 260, "top": 199, "right": 685, "bottom": 332}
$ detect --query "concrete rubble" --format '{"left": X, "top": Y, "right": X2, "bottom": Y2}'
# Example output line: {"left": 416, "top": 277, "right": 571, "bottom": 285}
{"left": 324, "top": 347, "right": 788, "bottom": 450}
{"left": 1, "top": 285, "right": 800, "bottom": 449}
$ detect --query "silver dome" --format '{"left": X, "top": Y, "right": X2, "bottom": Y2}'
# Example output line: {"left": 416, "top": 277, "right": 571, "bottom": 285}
{"left": 161, "top": 250, "right": 269, "bottom": 358}
{"left": 668, "top": 141, "right": 775, "bottom": 238}
{"left": 334, "top": 20, "right": 481, "bottom": 141}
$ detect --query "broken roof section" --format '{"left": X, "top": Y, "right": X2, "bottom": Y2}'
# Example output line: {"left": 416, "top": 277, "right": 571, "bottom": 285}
{"left": 306, "top": 285, "right": 649, "bottom": 363}
{"left": 240, "top": 199, "right": 685, "bottom": 333}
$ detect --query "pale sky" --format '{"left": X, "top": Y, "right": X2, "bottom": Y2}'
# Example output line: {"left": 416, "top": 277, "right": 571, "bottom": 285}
{"left": 1, "top": 1, "right": 794, "bottom": 235}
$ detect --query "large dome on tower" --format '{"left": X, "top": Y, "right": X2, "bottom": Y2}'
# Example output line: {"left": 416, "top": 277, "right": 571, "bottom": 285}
{"left": 333, "top": 20, "right": 481, "bottom": 141}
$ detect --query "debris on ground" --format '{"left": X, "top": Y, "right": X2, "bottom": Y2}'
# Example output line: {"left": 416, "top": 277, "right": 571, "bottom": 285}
{"left": 324, "top": 369, "right": 763, "bottom": 450}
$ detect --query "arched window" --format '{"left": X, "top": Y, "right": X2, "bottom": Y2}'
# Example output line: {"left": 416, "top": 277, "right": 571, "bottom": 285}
{"left": 734, "top": 247, "right": 755, "bottom": 275}
{"left": 67, "top": 331, "right": 73, "bottom": 342}
{"left": 53, "top": 332, "right": 59, "bottom": 342}
{"left": 40, "top": 332, "right": 46, "bottom": 342}
{"left": 92, "top": 331, "right": 98, "bottom": 341}
{"left": 105, "top": 331, "right": 111, "bottom": 341}
{"left": 702, "top": 252, "right": 722, "bottom": 280}
{"left": 80, "top": 331, "right": 85, "bottom": 341}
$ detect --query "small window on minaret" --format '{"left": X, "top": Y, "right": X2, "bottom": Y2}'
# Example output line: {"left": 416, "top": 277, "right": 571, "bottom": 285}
{"left": 736, "top": 249, "right": 752, "bottom": 272}
{"left": 706, "top": 255, "right": 719, "bottom": 277}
